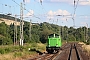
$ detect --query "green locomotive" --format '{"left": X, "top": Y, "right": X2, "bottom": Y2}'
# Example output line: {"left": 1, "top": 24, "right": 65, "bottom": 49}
{"left": 46, "top": 33, "right": 62, "bottom": 53}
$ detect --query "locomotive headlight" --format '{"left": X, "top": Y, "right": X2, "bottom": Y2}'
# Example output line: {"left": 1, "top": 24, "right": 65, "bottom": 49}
{"left": 49, "top": 44, "right": 50, "bottom": 47}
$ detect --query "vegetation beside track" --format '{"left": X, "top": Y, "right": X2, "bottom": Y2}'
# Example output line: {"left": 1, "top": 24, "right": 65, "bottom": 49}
{"left": 0, "top": 43, "right": 46, "bottom": 60}
{"left": 78, "top": 42, "right": 90, "bottom": 56}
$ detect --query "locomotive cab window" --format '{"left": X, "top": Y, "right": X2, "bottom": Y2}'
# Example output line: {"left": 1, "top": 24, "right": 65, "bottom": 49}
{"left": 48, "top": 34, "right": 54, "bottom": 38}
{"left": 55, "top": 34, "right": 59, "bottom": 38}
{"left": 48, "top": 34, "right": 59, "bottom": 38}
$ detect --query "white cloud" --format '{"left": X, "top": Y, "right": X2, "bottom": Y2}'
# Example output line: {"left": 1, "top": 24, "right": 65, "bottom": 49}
{"left": 35, "top": 0, "right": 90, "bottom": 5}
{"left": 47, "top": 9, "right": 70, "bottom": 16}
{"left": 27, "top": 10, "right": 34, "bottom": 16}
{"left": 60, "top": 17, "right": 66, "bottom": 21}
{"left": 43, "top": 0, "right": 90, "bottom": 6}
{"left": 81, "top": 22, "right": 88, "bottom": 26}
{"left": 50, "top": 0, "right": 72, "bottom": 3}
{"left": 47, "top": 9, "right": 71, "bottom": 20}
{"left": 79, "top": 0, "right": 90, "bottom": 5}
{"left": 47, "top": 10, "right": 54, "bottom": 16}
{"left": 84, "top": 16, "right": 88, "bottom": 20}
{"left": 35, "top": 0, "right": 43, "bottom": 2}
{"left": 79, "top": 15, "right": 89, "bottom": 20}
{"left": 23, "top": 10, "right": 34, "bottom": 18}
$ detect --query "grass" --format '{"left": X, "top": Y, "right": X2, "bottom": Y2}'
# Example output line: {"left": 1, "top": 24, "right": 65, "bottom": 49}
{"left": 79, "top": 42, "right": 90, "bottom": 56}
{"left": 0, "top": 43, "right": 46, "bottom": 60}
{"left": 0, "top": 53, "right": 13, "bottom": 60}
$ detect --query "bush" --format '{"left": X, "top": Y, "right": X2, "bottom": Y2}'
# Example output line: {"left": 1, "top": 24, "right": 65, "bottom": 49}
{"left": 0, "top": 48, "right": 11, "bottom": 54}
{"left": 31, "top": 43, "right": 38, "bottom": 47}
{"left": 4, "top": 48, "right": 11, "bottom": 53}
{"left": 14, "top": 52, "right": 22, "bottom": 57}
{"left": 0, "top": 49, "right": 5, "bottom": 54}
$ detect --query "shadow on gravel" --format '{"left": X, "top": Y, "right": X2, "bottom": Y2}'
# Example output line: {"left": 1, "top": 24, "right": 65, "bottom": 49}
{"left": 30, "top": 48, "right": 43, "bottom": 55}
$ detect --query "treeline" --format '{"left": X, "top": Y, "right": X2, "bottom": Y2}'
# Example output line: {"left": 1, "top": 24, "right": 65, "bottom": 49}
{"left": 0, "top": 21, "right": 90, "bottom": 45}
{"left": 0, "top": 14, "right": 21, "bottom": 22}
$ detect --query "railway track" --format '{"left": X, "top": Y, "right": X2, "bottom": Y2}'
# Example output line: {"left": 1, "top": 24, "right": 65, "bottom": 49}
{"left": 54, "top": 43, "right": 90, "bottom": 60}
{"left": 28, "top": 43, "right": 90, "bottom": 60}
{"left": 28, "top": 51, "right": 61, "bottom": 60}
{"left": 68, "top": 43, "right": 80, "bottom": 60}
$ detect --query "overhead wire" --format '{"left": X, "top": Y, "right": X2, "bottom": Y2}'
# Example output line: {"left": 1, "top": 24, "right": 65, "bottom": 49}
{"left": 33, "top": 0, "right": 50, "bottom": 23}
{"left": 34, "top": 0, "right": 47, "bottom": 17}
{"left": 12, "top": 0, "right": 41, "bottom": 20}
{"left": 33, "top": 0, "right": 44, "bottom": 16}
{"left": 0, "top": 3, "right": 15, "bottom": 15}
{"left": 12, "top": 0, "right": 20, "bottom": 6}
{"left": 39, "top": 0, "right": 54, "bottom": 23}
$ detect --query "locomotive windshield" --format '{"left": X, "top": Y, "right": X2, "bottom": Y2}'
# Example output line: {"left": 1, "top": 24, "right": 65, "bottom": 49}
{"left": 48, "top": 34, "right": 59, "bottom": 38}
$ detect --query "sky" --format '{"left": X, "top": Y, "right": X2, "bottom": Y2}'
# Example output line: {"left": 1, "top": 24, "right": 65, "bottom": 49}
{"left": 0, "top": 0, "right": 90, "bottom": 28}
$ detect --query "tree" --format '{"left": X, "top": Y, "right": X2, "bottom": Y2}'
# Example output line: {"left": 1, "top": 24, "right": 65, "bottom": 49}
{"left": 0, "top": 22, "right": 13, "bottom": 45}
{"left": 40, "top": 29, "right": 53, "bottom": 43}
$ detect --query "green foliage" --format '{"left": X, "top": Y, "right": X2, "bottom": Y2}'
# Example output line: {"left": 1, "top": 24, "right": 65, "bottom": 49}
{"left": 0, "top": 22, "right": 13, "bottom": 45}
{"left": 0, "top": 16, "right": 90, "bottom": 44}
{"left": 0, "top": 48, "right": 5, "bottom": 54}
{"left": 40, "top": 29, "right": 53, "bottom": 43}
{"left": 0, "top": 37, "right": 3, "bottom": 45}
{"left": 31, "top": 34, "right": 40, "bottom": 43}
{"left": 0, "top": 22, "right": 7, "bottom": 36}
{"left": 31, "top": 43, "right": 38, "bottom": 47}
{"left": 14, "top": 52, "right": 22, "bottom": 57}
{"left": 3, "top": 37, "right": 13, "bottom": 45}
{"left": 4, "top": 48, "right": 11, "bottom": 53}
{"left": 0, "top": 47, "right": 11, "bottom": 54}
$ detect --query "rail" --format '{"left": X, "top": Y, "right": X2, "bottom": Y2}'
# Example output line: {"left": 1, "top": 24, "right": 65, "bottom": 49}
{"left": 68, "top": 43, "right": 80, "bottom": 60}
